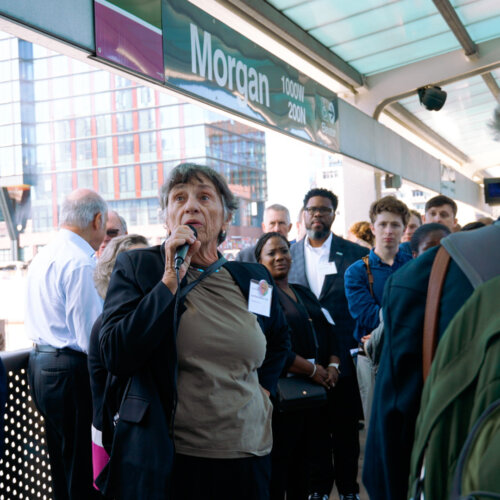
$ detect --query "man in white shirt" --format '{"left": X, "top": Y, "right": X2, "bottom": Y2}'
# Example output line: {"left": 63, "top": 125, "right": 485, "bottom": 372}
{"left": 289, "top": 188, "right": 368, "bottom": 500}
{"left": 26, "top": 188, "right": 107, "bottom": 500}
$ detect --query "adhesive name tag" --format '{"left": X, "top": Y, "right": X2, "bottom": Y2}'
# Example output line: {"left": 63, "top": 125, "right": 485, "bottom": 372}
{"left": 321, "top": 308, "right": 335, "bottom": 325}
{"left": 319, "top": 261, "right": 337, "bottom": 275}
{"left": 248, "top": 279, "right": 272, "bottom": 317}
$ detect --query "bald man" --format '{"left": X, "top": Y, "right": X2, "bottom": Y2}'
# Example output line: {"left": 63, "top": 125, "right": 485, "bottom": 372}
{"left": 26, "top": 188, "right": 107, "bottom": 499}
{"left": 97, "top": 210, "right": 128, "bottom": 257}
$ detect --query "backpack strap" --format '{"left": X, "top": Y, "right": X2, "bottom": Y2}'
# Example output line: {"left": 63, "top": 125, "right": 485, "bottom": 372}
{"left": 362, "top": 255, "right": 374, "bottom": 298}
{"left": 422, "top": 246, "right": 451, "bottom": 382}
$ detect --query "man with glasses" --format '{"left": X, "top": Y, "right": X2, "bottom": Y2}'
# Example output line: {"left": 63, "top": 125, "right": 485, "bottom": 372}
{"left": 97, "top": 210, "right": 128, "bottom": 257}
{"left": 288, "top": 188, "right": 368, "bottom": 500}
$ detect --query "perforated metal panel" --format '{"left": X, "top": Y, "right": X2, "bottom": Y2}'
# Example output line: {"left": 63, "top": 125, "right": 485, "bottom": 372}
{"left": 0, "top": 367, "right": 53, "bottom": 499}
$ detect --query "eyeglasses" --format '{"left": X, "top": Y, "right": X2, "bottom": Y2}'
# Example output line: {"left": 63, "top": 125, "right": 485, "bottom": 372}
{"left": 304, "top": 206, "right": 334, "bottom": 215}
{"left": 106, "top": 229, "right": 120, "bottom": 237}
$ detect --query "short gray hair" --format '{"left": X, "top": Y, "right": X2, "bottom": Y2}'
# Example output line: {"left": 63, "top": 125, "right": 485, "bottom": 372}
{"left": 60, "top": 191, "right": 108, "bottom": 230}
{"left": 266, "top": 204, "right": 291, "bottom": 224}
{"left": 94, "top": 234, "right": 149, "bottom": 299}
{"left": 159, "top": 163, "right": 239, "bottom": 244}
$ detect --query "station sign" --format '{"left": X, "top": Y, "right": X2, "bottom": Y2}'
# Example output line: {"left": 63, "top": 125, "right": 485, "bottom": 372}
{"left": 162, "top": 0, "right": 339, "bottom": 152}
{"left": 94, "top": 0, "right": 339, "bottom": 151}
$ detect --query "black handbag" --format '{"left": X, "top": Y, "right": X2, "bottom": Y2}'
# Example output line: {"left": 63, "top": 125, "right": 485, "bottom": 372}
{"left": 276, "top": 376, "right": 327, "bottom": 412}
{"left": 275, "top": 291, "right": 327, "bottom": 412}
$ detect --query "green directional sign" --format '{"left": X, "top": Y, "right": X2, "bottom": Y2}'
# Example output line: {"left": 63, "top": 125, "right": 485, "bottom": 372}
{"left": 162, "top": 0, "right": 339, "bottom": 152}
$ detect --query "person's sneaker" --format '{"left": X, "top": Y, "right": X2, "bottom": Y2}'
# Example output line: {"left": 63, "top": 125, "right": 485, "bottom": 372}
{"left": 339, "top": 494, "right": 360, "bottom": 500}
{"left": 308, "top": 494, "right": 328, "bottom": 500}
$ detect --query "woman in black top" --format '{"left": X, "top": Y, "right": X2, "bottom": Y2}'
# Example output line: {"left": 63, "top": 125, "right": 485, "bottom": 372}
{"left": 255, "top": 232, "right": 341, "bottom": 500}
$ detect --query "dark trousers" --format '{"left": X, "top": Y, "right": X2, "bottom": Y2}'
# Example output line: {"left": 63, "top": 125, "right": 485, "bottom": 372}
{"left": 172, "top": 453, "right": 271, "bottom": 500}
{"left": 270, "top": 405, "right": 331, "bottom": 500}
{"left": 314, "top": 374, "right": 361, "bottom": 496}
{"left": 28, "top": 349, "right": 101, "bottom": 500}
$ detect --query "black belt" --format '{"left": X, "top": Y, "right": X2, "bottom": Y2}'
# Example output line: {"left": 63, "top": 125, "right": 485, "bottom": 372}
{"left": 34, "top": 344, "right": 85, "bottom": 357}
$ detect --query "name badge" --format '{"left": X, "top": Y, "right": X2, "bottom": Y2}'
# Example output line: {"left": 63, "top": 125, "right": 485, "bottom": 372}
{"left": 321, "top": 308, "right": 335, "bottom": 325}
{"left": 319, "top": 261, "right": 337, "bottom": 276}
{"left": 248, "top": 279, "right": 272, "bottom": 317}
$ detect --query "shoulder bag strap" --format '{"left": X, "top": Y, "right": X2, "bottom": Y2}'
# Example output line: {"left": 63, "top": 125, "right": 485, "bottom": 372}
{"left": 293, "top": 287, "right": 320, "bottom": 362}
{"left": 178, "top": 256, "right": 227, "bottom": 300}
{"left": 422, "top": 246, "right": 451, "bottom": 382}
{"left": 362, "top": 255, "right": 375, "bottom": 298}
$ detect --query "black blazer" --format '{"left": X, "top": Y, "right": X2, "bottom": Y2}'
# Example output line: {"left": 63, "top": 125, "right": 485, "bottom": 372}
{"left": 279, "top": 283, "right": 340, "bottom": 371}
{"left": 288, "top": 234, "right": 368, "bottom": 377}
{"left": 97, "top": 245, "right": 290, "bottom": 499}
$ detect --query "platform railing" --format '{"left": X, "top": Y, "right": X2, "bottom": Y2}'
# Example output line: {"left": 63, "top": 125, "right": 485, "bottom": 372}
{"left": 0, "top": 349, "right": 53, "bottom": 499}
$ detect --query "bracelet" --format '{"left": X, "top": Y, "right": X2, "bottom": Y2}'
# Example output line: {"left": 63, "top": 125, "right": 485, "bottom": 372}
{"left": 328, "top": 362, "right": 340, "bottom": 371}
{"left": 309, "top": 364, "right": 317, "bottom": 378}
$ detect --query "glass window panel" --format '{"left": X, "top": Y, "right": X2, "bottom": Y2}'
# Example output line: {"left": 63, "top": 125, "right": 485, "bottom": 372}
{"left": 36, "top": 123, "right": 51, "bottom": 143}
{"left": 0, "top": 103, "right": 13, "bottom": 126}
{"left": 140, "top": 132, "right": 156, "bottom": 161}
{"left": 118, "top": 134, "right": 134, "bottom": 162}
{"left": 73, "top": 73, "right": 90, "bottom": 95}
{"left": 114, "top": 75, "right": 132, "bottom": 88}
{"left": 161, "top": 129, "right": 181, "bottom": 160}
{"left": 54, "top": 120, "right": 71, "bottom": 141}
{"left": 36, "top": 144, "right": 51, "bottom": 172}
{"left": 160, "top": 106, "right": 180, "bottom": 128}
{"left": 141, "top": 164, "right": 158, "bottom": 196}
{"left": 55, "top": 141, "right": 72, "bottom": 169}
{"left": 0, "top": 60, "right": 12, "bottom": 82}
{"left": 35, "top": 101, "right": 50, "bottom": 119}
{"left": 77, "top": 170, "right": 93, "bottom": 189}
{"left": 98, "top": 168, "right": 115, "bottom": 199}
{"left": 116, "top": 112, "right": 133, "bottom": 132}
{"left": 73, "top": 95, "right": 91, "bottom": 116}
{"left": 137, "top": 86, "right": 154, "bottom": 107}
{"left": 52, "top": 76, "right": 71, "bottom": 98}
{"left": 115, "top": 89, "right": 133, "bottom": 110}
{"left": 56, "top": 172, "right": 73, "bottom": 200}
{"left": 139, "top": 108, "right": 155, "bottom": 129}
{"left": 51, "top": 55, "right": 69, "bottom": 77}
{"left": 183, "top": 105, "right": 205, "bottom": 126}
{"left": 157, "top": 92, "right": 178, "bottom": 106}
{"left": 76, "top": 140, "right": 92, "bottom": 167}
{"left": 75, "top": 118, "right": 91, "bottom": 138}
{"left": 94, "top": 92, "right": 112, "bottom": 113}
{"left": 119, "top": 166, "right": 135, "bottom": 198}
{"left": 32, "top": 204, "right": 53, "bottom": 232}
{"left": 93, "top": 71, "right": 110, "bottom": 91}
{"left": 53, "top": 98, "right": 72, "bottom": 120}
{"left": 96, "top": 114, "right": 111, "bottom": 136}
{"left": 97, "top": 137, "right": 113, "bottom": 165}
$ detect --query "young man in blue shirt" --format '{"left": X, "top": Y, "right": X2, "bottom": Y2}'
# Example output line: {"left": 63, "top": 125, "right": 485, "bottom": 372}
{"left": 344, "top": 196, "right": 412, "bottom": 421}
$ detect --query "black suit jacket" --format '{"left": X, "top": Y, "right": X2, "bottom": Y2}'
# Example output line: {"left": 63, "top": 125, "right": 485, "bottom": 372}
{"left": 288, "top": 234, "right": 368, "bottom": 377}
{"left": 97, "top": 245, "right": 290, "bottom": 499}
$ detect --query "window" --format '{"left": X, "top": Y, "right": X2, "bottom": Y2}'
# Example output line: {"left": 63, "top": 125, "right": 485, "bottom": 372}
{"left": 116, "top": 112, "right": 133, "bottom": 132}
{"left": 141, "top": 164, "right": 158, "bottom": 196}
{"left": 115, "top": 89, "right": 133, "bottom": 110}
{"left": 139, "top": 108, "right": 155, "bottom": 130}
{"left": 77, "top": 170, "right": 93, "bottom": 189}
{"left": 55, "top": 141, "right": 71, "bottom": 169}
{"left": 140, "top": 132, "right": 156, "bottom": 161}
{"left": 95, "top": 114, "right": 111, "bottom": 135}
{"left": 98, "top": 168, "right": 114, "bottom": 198}
{"left": 56, "top": 172, "right": 73, "bottom": 200}
{"left": 119, "top": 166, "right": 135, "bottom": 198}
{"left": 97, "top": 137, "right": 113, "bottom": 165}
{"left": 76, "top": 140, "right": 92, "bottom": 167}
{"left": 75, "top": 118, "right": 91, "bottom": 138}
{"left": 117, "top": 134, "right": 134, "bottom": 161}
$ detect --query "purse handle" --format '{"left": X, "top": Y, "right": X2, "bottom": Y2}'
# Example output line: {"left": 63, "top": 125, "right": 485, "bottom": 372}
{"left": 293, "top": 287, "right": 320, "bottom": 362}
{"left": 422, "top": 246, "right": 450, "bottom": 382}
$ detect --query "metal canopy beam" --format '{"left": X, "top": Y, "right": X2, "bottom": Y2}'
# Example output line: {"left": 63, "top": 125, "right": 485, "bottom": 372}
{"left": 482, "top": 73, "right": 500, "bottom": 104}
{"left": 432, "top": 0, "right": 477, "bottom": 57}
{"left": 213, "top": 0, "right": 364, "bottom": 91}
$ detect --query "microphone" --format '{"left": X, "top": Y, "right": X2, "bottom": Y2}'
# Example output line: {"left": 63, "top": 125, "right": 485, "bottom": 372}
{"left": 174, "top": 224, "right": 198, "bottom": 270}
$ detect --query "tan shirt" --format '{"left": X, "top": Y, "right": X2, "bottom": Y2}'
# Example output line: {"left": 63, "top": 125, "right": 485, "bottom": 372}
{"left": 174, "top": 266, "right": 273, "bottom": 458}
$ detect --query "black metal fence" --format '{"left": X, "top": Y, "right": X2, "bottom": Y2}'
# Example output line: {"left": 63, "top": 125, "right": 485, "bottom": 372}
{"left": 0, "top": 349, "right": 53, "bottom": 499}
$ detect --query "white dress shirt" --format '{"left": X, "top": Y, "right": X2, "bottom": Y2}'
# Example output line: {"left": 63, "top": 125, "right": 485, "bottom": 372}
{"left": 25, "top": 229, "right": 103, "bottom": 353}
{"left": 304, "top": 232, "right": 333, "bottom": 299}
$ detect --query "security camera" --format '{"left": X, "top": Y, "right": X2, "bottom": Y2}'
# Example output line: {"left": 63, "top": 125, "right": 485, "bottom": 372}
{"left": 417, "top": 86, "right": 447, "bottom": 111}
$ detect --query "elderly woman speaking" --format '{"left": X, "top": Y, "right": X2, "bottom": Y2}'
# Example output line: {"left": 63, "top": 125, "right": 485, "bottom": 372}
{"left": 98, "top": 163, "right": 290, "bottom": 500}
